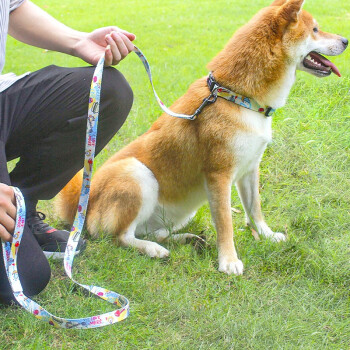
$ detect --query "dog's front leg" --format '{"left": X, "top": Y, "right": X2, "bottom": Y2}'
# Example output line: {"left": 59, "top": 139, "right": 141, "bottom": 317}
{"left": 236, "top": 168, "right": 286, "bottom": 242}
{"left": 205, "top": 172, "right": 244, "bottom": 275}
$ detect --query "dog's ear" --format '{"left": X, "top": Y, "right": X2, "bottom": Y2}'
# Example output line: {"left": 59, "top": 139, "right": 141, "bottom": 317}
{"left": 270, "top": 0, "right": 288, "bottom": 6}
{"left": 278, "top": 0, "right": 305, "bottom": 23}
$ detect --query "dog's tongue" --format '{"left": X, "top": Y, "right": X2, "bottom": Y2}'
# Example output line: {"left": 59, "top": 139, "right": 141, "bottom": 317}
{"left": 310, "top": 52, "right": 341, "bottom": 77}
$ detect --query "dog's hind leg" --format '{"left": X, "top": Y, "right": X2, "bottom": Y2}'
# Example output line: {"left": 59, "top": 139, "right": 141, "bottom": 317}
{"left": 235, "top": 167, "right": 286, "bottom": 242}
{"left": 87, "top": 158, "right": 169, "bottom": 258}
{"left": 119, "top": 224, "right": 169, "bottom": 258}
{"left": 117, "top": 160, "right": 170, "bottom": 258}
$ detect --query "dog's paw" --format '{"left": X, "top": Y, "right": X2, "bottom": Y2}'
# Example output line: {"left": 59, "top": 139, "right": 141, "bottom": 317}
{"left": 271, "top": 232, "right": 286, "bottom": 242}
{"left": 144, "top": 242, "right": 170, "bottom": 258}
{"left": 265, "top": 231, "right": 286, "bottom": 242}
{"left": 218, "top": 258, "right": 244, "bottom": 275}
{"left": 253, "top": 222, "right": 287, "bottom": 243}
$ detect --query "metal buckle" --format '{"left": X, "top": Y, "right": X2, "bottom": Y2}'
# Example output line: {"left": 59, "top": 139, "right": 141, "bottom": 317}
{"left": 265, "top": 107, "right": 273, "bottom": 117}
{"left": 207, "top": 72, "right": 218, "bottom": 92}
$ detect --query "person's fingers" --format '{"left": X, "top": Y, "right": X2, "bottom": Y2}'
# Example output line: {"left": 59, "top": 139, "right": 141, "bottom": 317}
{"left": 0, "top": 183, "right": 15, "bottom": 207}
{"left": 0, "top": 184, "right": 16, "bottom": 221}
{"left": 0, "top": 223, "right": 12, "bottom": 242}
{"left": 111, "top": 32, "right": 129, "bottom": 60}
{"left": 9, "top": 189, "right": 15, "bottom": 206}
{"left": 0, "top": 211, "right": 15, "bottom": 233}
{"left": 112, "top": 32, "right": 130, "bottom": 54}
{"left": 108, "top": 27, "right": 136, "bottom": 41}
{"left": 105, "top": 32, "right": 134, "bottom": 65}
{"left": 6, "top": 199, "right": 16, "bottom": 222}
{"left": 105, "top": 34, "right": 121, "bottom": 64}
{"left": 118, "top": 32, "right": 135, "bottom": 53}
{"left": 104, "top": 45, "right": 113, "bottom": 66}
{"left": 119, "top": 30, "right": 136, "bottom": 41}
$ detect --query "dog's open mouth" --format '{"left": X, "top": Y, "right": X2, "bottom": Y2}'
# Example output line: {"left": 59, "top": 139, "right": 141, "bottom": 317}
{"left": 303, "top": 51, "right": 341, "bottom": 77}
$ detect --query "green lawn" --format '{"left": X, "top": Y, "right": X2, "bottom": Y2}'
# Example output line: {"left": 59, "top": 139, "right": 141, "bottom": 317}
{"left": 1, "top": 0, "right": 350, "bottom": 349}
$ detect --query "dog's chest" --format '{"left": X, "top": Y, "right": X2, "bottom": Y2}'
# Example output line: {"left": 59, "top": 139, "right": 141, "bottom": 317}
{"left": 230, "top": 109, "right": 272, "bottom": 181}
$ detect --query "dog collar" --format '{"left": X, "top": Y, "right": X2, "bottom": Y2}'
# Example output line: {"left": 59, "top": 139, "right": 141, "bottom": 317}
{"left": 207, "top": 72, "right": 276, "bottom": 117}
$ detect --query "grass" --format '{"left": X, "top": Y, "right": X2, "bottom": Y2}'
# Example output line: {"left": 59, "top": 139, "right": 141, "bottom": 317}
{"left": 1, "top": 0, "right": 350, "bottom": 349}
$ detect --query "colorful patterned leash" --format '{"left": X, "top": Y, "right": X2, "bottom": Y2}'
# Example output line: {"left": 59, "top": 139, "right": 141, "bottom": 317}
{"left": 2, "top": 55, "right": 129, "bottom": 329}
{"left": 2, "top": 45, "right": 198, "bottom": 330}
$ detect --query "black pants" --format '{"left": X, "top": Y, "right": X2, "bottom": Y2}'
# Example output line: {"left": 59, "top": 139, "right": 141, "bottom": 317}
{"left": 0, "top": 65, "right": 133, "bottom": 304}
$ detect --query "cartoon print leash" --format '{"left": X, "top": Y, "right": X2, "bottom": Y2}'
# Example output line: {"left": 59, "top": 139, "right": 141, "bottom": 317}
{"left": 1, "top": 45, "right": 197, "bottom": 330}
{"left": 2, "top": 55, "right": 129, "bottom": 329}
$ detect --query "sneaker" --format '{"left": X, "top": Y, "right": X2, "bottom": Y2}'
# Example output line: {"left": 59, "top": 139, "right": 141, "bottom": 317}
{"left": 27, "top": 211, "right": 86, "bottom": 260}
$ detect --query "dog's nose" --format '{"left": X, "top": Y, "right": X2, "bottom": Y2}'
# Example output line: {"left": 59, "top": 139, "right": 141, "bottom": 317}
{"left": 341, "top": 37, "right": 348, "bottom": 48}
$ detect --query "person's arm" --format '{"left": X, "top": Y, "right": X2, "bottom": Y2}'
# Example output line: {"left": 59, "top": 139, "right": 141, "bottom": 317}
{"left": 0, "top": 184, "right": 16, "bottom": 243}
{"left": 8, "top": 0, "right": 136, "bottom": 66}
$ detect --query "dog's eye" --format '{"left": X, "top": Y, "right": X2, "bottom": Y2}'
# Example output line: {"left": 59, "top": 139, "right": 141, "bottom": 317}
{"left": 313, "top": 27, "right": 318, "bottom": 33}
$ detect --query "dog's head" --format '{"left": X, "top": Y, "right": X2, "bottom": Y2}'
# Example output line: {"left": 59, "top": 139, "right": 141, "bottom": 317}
{"left": 271, "top": 0, "right": 348, "bottom": 77}
{"left": 207, "top": 0, "right": 347, "bottom": 104}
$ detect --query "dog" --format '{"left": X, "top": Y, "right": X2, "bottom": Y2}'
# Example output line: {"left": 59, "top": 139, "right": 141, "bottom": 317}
{"left": 56, "top": 0, "right": 347, "bottom": 275}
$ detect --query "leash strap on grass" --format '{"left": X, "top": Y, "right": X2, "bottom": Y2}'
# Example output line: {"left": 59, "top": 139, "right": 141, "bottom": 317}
{"left": 1, "top": 55, "right": 129, "bottom": 329}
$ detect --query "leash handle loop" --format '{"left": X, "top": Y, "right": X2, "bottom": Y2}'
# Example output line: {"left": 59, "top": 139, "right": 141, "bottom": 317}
{"left": 1, "top": 55, "right": 129, "bottom": 329}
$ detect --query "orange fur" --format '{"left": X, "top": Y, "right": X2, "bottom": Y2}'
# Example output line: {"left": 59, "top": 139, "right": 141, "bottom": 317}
{"left": 56, "top": 169, "right": 83, "bottom": 224}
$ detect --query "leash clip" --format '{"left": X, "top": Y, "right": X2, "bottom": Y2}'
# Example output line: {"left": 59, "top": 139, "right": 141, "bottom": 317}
{"left": 192, "top": 91, "right": 218, "bottom": 119}
{"left": 189, "top": 72, "right": 220, "bottom": 119}
{"left": 264, "top": 107, "right": 274, "bottom": 117}
{"left": 207, "top": 72, "right": 218, "bottom": 91}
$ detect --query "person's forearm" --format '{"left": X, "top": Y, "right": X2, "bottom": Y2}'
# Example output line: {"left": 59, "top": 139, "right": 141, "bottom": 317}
{"left": 8, "top": 0, "right": 87, "bottom": 56}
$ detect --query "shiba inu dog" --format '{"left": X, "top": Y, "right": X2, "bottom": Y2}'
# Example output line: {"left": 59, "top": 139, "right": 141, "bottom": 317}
{"left": 56, "top": 0, "right": 347, "bottom": 275}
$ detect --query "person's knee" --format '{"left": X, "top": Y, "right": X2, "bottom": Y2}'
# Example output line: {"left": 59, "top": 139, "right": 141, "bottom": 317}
{"left": 20, "top": 253, "right": 51, "bottom": 298}
{"left": 0, "top": 250, "right": 51, "bottom": 306}
{"left": 100, "top": 67, "right": 134, "bottom": 132}
{"left": 16, "top": 231, "right": 51, "bottom": 298}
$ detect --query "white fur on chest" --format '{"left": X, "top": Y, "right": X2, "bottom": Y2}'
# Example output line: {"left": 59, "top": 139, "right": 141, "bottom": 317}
{"left": 261, "top": 65, "right": 296, "bottom": 109}
{"left": 231, "top": 109, "right": 272, "bottom": 182}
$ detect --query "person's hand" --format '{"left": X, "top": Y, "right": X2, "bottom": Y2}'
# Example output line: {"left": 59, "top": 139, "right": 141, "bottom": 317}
{"left": 0, "top": 183, "right": 16, "bottom": 242}
{"left": 73, "top": 26, "right": 136, "bottom": 66}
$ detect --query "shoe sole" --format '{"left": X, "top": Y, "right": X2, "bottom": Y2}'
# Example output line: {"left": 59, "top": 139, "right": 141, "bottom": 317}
{"left": 43, "top": 250, "right": 82, "bottom": 260}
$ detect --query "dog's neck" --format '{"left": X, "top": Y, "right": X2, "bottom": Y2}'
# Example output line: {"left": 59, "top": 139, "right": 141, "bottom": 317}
{"left": 258, "top": 64, "right": 297, "bottom": 109}
{"left": 207, "top": 14, "right": 298, "bottom": 110}
{"left": 207, "top": 46, "right": 298, "bottom": 110}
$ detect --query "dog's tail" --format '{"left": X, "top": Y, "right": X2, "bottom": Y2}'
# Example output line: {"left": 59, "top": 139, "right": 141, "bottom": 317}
{"left": 55, "top": 170, "right": 83, "bottom": 225}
